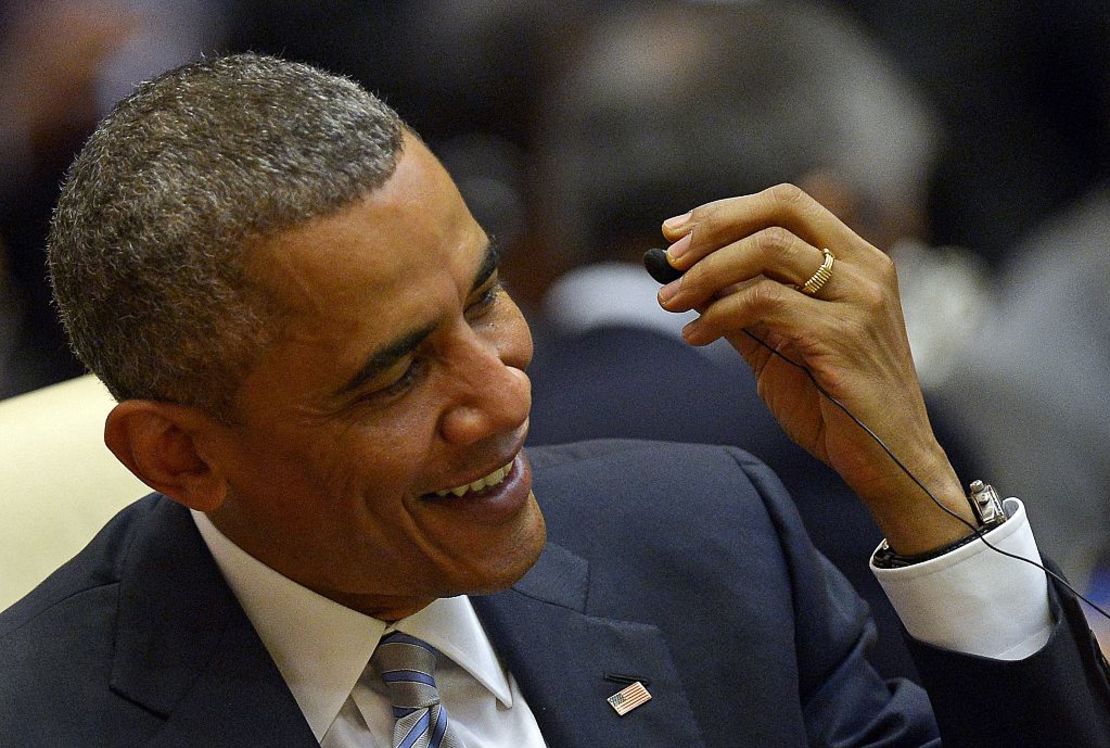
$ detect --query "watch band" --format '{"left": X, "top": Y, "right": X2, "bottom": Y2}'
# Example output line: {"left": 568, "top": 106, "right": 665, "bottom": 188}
{"left": 873, "top": 480, "right": 1008, "bottom": 569}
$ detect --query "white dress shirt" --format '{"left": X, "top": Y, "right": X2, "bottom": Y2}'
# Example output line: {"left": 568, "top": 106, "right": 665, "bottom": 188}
{"left": 872, "top": 497, "right": 1053, "bottom": 659}
{"left": 191, "top": 511, "right": 547, "bottom": 747}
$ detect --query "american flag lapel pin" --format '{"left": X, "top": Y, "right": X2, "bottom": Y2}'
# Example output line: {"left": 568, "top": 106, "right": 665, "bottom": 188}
{"left": 607, "top": 681, "right": 652, "bottom": 716}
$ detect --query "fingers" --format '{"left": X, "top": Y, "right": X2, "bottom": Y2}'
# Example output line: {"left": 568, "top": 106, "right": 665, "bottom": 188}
{"left": 679, "top": 279, "right": 828, "bottom": 346}
{"left": 657, "top": 226, "right": 841, "bottom": 313}
{"left": 656, "top": 183, "right": 894, "bottom": 322}
{"left": 679, "top": 252, "right": 899, "bottom": 348}
{"left": 651, "top": 181, "right": 903, "bottom": 353}
{"left": 662, "top": 182, "right": 872, "bottom": 269}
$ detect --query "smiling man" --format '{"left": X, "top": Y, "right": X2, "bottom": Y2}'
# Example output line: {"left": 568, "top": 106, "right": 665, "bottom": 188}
{"left": 126, "top": 131, "right": 546, "bottom": 621}
{"left": 1, "top": 54, "right": 1108, "bottom": 747}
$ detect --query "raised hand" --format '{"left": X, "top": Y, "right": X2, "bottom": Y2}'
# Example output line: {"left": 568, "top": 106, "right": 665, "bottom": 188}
{"left": 656, "top": 184, "right": 973, "bottom": 555}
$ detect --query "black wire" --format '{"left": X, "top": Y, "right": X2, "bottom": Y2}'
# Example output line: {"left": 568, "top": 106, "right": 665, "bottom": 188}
{"left": 742, "top": 329, "right": 1110, "bottom": 623}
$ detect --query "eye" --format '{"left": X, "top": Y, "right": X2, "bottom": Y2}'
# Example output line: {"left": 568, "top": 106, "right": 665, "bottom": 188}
{"left": 465, "top": 280, "right": 502, "bottom": 320}
{"left": 363, "top": 357, "right": 426, "bottom": 405}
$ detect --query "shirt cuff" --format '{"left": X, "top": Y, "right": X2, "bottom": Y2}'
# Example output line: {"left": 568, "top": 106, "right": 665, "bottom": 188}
{"left": 871, "top": 498, "right": 1053, "bottom": 660}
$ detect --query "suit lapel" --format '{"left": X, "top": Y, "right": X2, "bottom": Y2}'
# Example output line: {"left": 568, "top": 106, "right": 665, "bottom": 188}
{"left": 106, "top": 499, "right": 707, "bottom": 745}
{"left": 110, "top": 498, "right": 318, "bottom": 746}
{"left": 473, "top": 542, "right": 706, "bottom": 748}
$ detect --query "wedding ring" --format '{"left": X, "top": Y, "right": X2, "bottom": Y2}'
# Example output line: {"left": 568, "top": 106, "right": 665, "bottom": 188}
{"left": 801, "top": 248, "right": 835, "bottom": 296}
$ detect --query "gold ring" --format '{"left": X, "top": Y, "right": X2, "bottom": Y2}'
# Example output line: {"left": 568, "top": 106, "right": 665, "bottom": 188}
{"left": 801, "top": 248, "right": 835, "bottom": 296}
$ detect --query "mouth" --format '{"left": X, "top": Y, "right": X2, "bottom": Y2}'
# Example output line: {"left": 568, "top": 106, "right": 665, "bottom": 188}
{"left": 419, "top": 450, "right": 534, "bottom": 527}
{"left": 431, "top": 460, "right": 515, "bottom": 499}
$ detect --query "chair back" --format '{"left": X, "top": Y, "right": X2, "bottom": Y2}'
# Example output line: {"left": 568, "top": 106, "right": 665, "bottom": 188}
{"left": 0, "top": 375, "right": 148, "bottom": 609}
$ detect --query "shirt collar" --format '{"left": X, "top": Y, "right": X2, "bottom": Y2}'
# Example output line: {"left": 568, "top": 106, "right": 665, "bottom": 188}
{"left": 190, "top": 510, "right": 513, "bottom": 742}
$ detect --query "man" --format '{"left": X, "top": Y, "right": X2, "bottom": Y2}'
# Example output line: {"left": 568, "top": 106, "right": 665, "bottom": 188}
{"left": 1, "top": 54, "right": 1107, "bottom": 746}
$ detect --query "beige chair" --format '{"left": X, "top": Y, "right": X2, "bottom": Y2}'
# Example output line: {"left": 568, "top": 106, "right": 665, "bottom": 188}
{"left": 0, "top": 374, "right": 149, "bottom": 609}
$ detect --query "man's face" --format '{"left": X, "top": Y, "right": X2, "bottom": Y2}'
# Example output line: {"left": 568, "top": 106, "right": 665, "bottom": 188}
{"left": 205, "top": 133, "right": 544, "bottom": 619}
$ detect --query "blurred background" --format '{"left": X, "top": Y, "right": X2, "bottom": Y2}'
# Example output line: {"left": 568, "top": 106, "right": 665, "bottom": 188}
{"left": 2, "top": 0, "right": 1108, "bottom": 656}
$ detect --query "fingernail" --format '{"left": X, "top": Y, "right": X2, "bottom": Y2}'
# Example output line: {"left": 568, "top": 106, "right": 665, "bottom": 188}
{"left": 667, "top": 233, "right": 692, "bottom": 260}
{"left": 681, "top": 321, "right": 702, "bottom": 344}
{"left": 658, "top": 279, "right": 681, "bottom": 304}
{"left": 663, "top": 212, "right": 690, "bottom": 231}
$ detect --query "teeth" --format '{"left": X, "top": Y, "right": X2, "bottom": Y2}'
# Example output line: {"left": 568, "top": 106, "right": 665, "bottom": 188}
{"left": 435, "top": 461, "right": 513, "bottom": 498}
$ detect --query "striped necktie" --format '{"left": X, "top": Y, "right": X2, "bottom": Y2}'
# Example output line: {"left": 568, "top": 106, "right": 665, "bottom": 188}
{"left": 371, "top": 632, "right": 464, "bottom": 748}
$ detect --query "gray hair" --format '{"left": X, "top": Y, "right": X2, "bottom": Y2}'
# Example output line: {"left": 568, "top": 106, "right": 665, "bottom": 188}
{"left": 535, "top": 0, "right": 941, "bottom": 262}
{"left": 48, "top": 53, "right": 404, "bottom": 417}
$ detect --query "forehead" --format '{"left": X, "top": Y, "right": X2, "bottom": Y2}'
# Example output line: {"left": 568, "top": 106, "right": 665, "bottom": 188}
{"left": 250, "top": 135, "right": 478, "bottom": 309}
{"left": 257, "top": 134, "right": 475, "bottom": 288}
{"left": 240, "top": 135, "right": 486, "bottom": 392}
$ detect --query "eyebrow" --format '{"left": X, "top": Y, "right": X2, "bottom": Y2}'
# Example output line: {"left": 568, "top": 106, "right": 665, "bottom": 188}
{"left": 337, "top": 238, "right": 501, "bottom": 396}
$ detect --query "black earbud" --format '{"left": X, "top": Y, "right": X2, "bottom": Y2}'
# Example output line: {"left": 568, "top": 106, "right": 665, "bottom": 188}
{"left": 642, "top": 247, "right": 684, "bottom": 284}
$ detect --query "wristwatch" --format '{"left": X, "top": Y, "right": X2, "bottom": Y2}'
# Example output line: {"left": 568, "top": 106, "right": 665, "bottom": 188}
{"left": 873, "top": 480, "right": 1008, "bottom": 568}
{"left": 967, "top": 479, "right": 1007, "bottom": 527}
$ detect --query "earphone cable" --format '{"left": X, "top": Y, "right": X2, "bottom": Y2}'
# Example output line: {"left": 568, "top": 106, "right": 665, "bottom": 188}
{"left": 742, "top": 329, "right": 1110, "bottom": 623}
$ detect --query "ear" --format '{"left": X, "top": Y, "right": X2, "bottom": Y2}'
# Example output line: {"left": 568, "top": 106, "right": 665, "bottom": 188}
{"left": 104, "top": 400, "right": 230, "bottom": 512}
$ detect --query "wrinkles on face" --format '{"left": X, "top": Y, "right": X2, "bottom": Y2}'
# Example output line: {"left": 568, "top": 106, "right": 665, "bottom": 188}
{"left": 205, "top": 134, "right": 544, "bottom": 617}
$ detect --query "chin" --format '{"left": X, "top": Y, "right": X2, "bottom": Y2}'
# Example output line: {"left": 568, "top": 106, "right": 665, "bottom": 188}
{"left": 459, "top": 509, "right": 546, "bottom": 595}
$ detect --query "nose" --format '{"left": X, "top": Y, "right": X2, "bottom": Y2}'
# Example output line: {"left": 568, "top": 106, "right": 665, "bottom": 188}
{"left": 437, "top": 315, "right": 533, "bottom": 446}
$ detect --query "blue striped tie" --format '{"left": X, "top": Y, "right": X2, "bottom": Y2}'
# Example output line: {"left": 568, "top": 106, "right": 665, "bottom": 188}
{"left": 372, "top": 632, "right": 464, "bottom": 748}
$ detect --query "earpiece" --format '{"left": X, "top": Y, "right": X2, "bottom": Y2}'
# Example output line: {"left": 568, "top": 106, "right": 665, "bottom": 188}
{"left": 643, "top": 247, "right": 684, "bottom": 284}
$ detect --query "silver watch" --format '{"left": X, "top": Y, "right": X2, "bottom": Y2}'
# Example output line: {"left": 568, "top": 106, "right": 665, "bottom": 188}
{"left": 967, "top": 480, "right": 1007, "bottom": 528}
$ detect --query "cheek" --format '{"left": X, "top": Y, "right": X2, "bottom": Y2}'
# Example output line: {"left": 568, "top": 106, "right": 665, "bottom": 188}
{"left": 325, "top": 403, "right": 442, "bottom": 499}
{"left": 225, "top": 420, "right": 381, "bottom": 514}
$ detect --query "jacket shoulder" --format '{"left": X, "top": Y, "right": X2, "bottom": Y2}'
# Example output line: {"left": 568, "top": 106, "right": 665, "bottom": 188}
{"left": 0, "top": 493, "right": 163, "bottom": 636}
{"left": 527, "top": 439, "right": 790, "bottom": 521}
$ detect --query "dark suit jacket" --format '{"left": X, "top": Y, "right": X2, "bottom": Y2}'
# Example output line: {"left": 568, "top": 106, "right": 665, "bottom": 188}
{"left": 527, "top": 324, "right": 934, "bottom": 681}
{"left": 2, "top": 441, "right": 1108, "bottom": 746}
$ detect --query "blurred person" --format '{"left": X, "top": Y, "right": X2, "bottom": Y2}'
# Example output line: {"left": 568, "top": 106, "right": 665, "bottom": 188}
{"left": 0, "top": 0, "right": 137, "bottom": 397}
{"left": 2, "top": 53, "right": 1107, "bottom": 746}
{"left": 525, "top": 0, "right": 984, "bottom": 680}
{"left": 935, "top": 183, "right": 1110, "bottom": 633}
{"left": 0, "top": 0, "right": 230, "bottom": 399}
{"left": 529, "top": 0, "right": 986, "bottom": 389}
